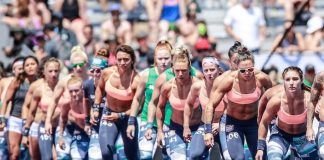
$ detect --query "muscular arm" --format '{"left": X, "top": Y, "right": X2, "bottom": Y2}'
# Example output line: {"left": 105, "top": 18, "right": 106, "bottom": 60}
{"left": 0, "top": 80, "right": 18, "bottom": 115}
{"left": 45, "top": 80, "right": 65, "bottom": 124}
{"left": 184, "top": 82, "right": 200, "bottom": 129}
{"left": 59, "top": 103, "right": 69, "bottom": 136}
{"left": 205, "top": 76, "right": 233, "bottom": 124}
{"left": 124, "top": 74, "right": 140, "bottom": 115}
{"left": 21, "top": 82, "right": 38, "bottom": 119}
{"left": 156, "top": 84, "right": 170, "bottom": 133}
{"left": 147, "top": 74, "right": 166, "bottom": 123}
{"left": 258, "top": 97, "right": 280, "bottom": 140}
{"left": 259, "top": 72, "right": 273, "bottom": 91}
{"left": 307, "top": 73, "right": 323, "bottom": 130}
{"left": 129, "top": 71, "right": 148, "bottom": 117}
{"left": 25, "top": 89, "right": 41, "bottom": 128}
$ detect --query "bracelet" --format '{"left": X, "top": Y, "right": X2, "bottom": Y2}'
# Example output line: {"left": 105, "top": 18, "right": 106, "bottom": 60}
{"left": 257, "top": 139, "right": 267, "bottom": 151}
{"left": 22, "top": 127, "right": 30, "bottom": 137}
{"left": 146, "top": 122, "right": 153, "bottom": 129}
{"left": 128, "top": 116, "right": 136, "bottom": 125}
{"left": 118, "top": 112, "right": 126, "bottom": 119}
{"left": 92, "top": 104, "right": 100, "bottom": 112}
{"left": 204, "top": 123, "right": 212, "bottom": 133}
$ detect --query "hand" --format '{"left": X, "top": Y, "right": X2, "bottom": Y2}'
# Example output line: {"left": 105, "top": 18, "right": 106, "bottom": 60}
{"left": 45, "top": 121, "right": 52, "bottom": 135}
{"left": 255, "top": 150, "right": 264, "bottom": 160}
{"left": 306, "top": 128, "right": 315, "bottom": 141}
{"left": 90, "top": 110, "right": 100, "bottom": 125}
{"left": 183, "top": 127, "right": 191, "bottom": 143}
{"left": 102, "top": 112, "right": 119, "bottom": 122}
{"left": 145, "top": 128, "right": 153, "bottom": 140}
{"left": 21, "top": 136, "right": 29, "bottom": 147}
{"left": 84, "top": 124, "right": 91, "bottom": 135}
{"left": 126, "top": 125, "right": 135, "bottom": 139}
{"left": 0, "top": 123, "right": 5, "bottom": 131}
{"left": 212, "top": 123, "right": 220, "bottom": 135}
{"left": 157, "top": 131, "right": 165, "bottom": 148}
{"left": 204, "top": 133, "right": 214, "bottom": 148}
{"left": 58, "top": 137, "right": 66, "bottom": 150}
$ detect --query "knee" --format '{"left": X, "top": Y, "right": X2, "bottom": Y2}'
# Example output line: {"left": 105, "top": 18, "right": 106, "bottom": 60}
{"left": 101, "top": 144, "right": 114, "bottom": 159}
{"left": 267, "top": 143, "right": 284, "bottom": 160}
{"left": 189, "top": 148, "right": 205, "bottom": 160}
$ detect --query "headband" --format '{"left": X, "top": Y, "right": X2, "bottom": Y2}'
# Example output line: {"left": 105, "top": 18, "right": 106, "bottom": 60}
{"left": 202, "top": 57, "right": 219, "bottom": 67}
{"left": 12, "top": 61, "right": 23, "bottom": 69}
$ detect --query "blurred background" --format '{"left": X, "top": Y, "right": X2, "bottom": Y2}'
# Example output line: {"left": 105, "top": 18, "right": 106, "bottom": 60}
{"left": 0, "top": 0, "right": 323, "bottom": 84}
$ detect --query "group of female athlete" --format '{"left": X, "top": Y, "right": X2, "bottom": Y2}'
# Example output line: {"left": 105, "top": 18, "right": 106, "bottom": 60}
{"left": 0, "top": 39, "right": 323, "bottom": 160}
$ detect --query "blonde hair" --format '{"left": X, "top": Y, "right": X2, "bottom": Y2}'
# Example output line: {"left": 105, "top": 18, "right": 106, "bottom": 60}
{"left": 70, "top": 46, "right": 88, "bottom": 63}
{"left": 67, "top": 75, "right": 83, "bottom": 86}
{"left": 171, "top": 46, "right": 191, "bottom": 67}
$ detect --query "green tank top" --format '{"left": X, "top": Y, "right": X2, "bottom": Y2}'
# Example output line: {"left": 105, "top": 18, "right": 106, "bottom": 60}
{"left": 163, "top": 66, "right": 198, "bottom": 125}
{"left": 141, "top": 67, "right": 159, "bottom": 122}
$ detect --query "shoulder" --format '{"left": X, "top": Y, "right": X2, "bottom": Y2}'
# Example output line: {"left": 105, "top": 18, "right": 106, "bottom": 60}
{"left": 161, "top": 79, "right": 172, "bottom": 93}
{"left": 267, "top": 94, "right": 281, "bottom": 108}
{"left": 192, "top": 80, "right": 202, "bottom": 91}
{"left": 30, "top": 78, "right": 44, "bottom": 88}
{"left": 255, "top": 70, "right": 270, "bottom": 81}
{"left": 264, "top": 84, "right": 284, "bottom": 97}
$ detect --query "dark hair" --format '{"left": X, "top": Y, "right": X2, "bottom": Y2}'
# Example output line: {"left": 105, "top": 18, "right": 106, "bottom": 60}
{"left": 115, "top": 45, "right": 136, "bottom": 69}
{"left": 38, "top": 56, "right": 50, "bottom": 78}
{"left": 18, "top": 56, "right": 39, "bottom": 83}
{"left": 236, "top": 46, "right": 254, "bottom": 64}
{"left": 282, "top": 66, "right": 310, "bottom": 91}
{"left": 228, "top": 41, "right": 242, "bottom": 58}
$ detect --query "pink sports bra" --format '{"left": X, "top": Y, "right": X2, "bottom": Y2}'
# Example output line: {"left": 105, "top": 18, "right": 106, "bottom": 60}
{"left": 38, "top": 102, "right": 48, "bottom": 112}
{"left": 226, "top": 77, "right": 261, "bottom": 104}
{"left": 199, "top": 84, "right": 225, "bottom": 112}
{"left": 169, "top": 79, "right": 198, "bottom": 111}
{"left": 277, "top": 93, "right": 307, "bottom": 125}
{"left": 105, "top": 71, "right": 134, "bottom": 101}
{"left": 70, "top": 110, "right": 86, "bottom": 120}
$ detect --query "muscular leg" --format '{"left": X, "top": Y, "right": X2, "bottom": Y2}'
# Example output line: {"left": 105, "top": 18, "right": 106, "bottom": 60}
{"left": 189, "top": 125, "right": 208, "bottom": 160}
{"left": 7, "top": 116, "right": 24, "bottom": 160}
{"left": 88, "top": 125, "right": 102, "bottom": 160}
{"left": 138, "top": 120, "right": 157, "bottom": 159}
{"left": 38, "top": 122, "right": 53, "bottom": 160}
{"left": 267, "top": 126, "right": 289, "bottom": 160}
{"left": 243, "top": 118, "right": 258, "bottom": 158}
{"left": 119, "top": 117, "right": 139, "bottom": 160}
{"left": 70, "top": 126, "right": 90, "bottom": 159}
{"left": 99, "top": 118, "right": 118, "bottom": 159}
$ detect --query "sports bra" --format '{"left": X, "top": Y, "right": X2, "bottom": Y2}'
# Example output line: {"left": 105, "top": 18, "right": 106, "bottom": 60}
{"left": 105, "top": 70, "right": 134, "bottom": 101}
{"left": 226, "top": 77, "right": 261, "bottom": 104}
{"left": 38, "top": 102, "right": 48, "bottom": 112}
{"left": 199, "top": 83, "right": 225, "bottom": 112}
{"left": 169, "top": 79, "right": 198, "bottom": 111}
{"left": 70, "top": 110, "right": 86, "bottom": 120}
{"left": 277, "top": 93, "right": 307, "bottom": 125}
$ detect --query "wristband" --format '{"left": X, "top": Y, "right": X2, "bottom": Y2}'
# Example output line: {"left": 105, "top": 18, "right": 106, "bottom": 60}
{"left": 92, "top": 104, "right": 100, "bottom": 112}
{"left": 128, "top": 116, "right": 136, "bottom": 125}
{"left": 118, "top": 112, "right": 126, "bottom": 119}
{"left": 22, "top": 127, "right": 30, "bottom": 137}
{"left": 257, "top": 139, "right": 266, "bottom": 151}
{"left": 0, "top": 116, "right": 6, "bottom": 124}
{"left": 85, "top": 116, "right": 91, "bottom": 125}
{"left": 204, "top": 123, "right": 212, "bottom": 133}
{"left": 146, "top": 122, "right": 153, "bottom": 129}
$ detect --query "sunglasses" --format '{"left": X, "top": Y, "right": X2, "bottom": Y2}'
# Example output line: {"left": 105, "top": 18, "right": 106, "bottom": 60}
{"left": 239, "top": 67, "right": 254, "bottom": 73}
{"left": 72, "top": 62, "right": 86, "bottom": 68}
{"left": 90, "top": 68, "right": 101, "bottom": 73}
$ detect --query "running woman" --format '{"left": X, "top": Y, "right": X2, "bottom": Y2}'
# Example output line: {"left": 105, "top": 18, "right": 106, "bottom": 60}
{"left": 184, "top": 56, "right": 225, "bottom": 159}
{"left": 0, "top": 57, "right": 24, "bottom": 160}
{"left": 256, "top": 66, "right": 318, "bottom": 159}
{"left": 84, "top": 54, "right": 108, "bottom": 160}
{"left": 58, "top": 76, "right": 90, "bottom": 159}
{"left": 44, "top": 46, "right": 90, "bottom": 159}
{"left": 126, "top": 40, "right": 172, "bottom": 159}
{"left": 0, "top": 56, "right": 39, "bottom": 160}
{"left": 22, "top": 58, "right": 61, "bottom": 160}
{"left": 20, "top": 57, "right": 50, "bottom": 160}
{"left": 306, "top": 70, "right": 324, "bottom": 158}
{"left": 156, "top": 46, "right": 201, "bottom": 159}
{"left": 94, "top": 44, "right": 140, "bottom": 160}
{"left": 204, "top": 47, "right": 272, "bottom": 160}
